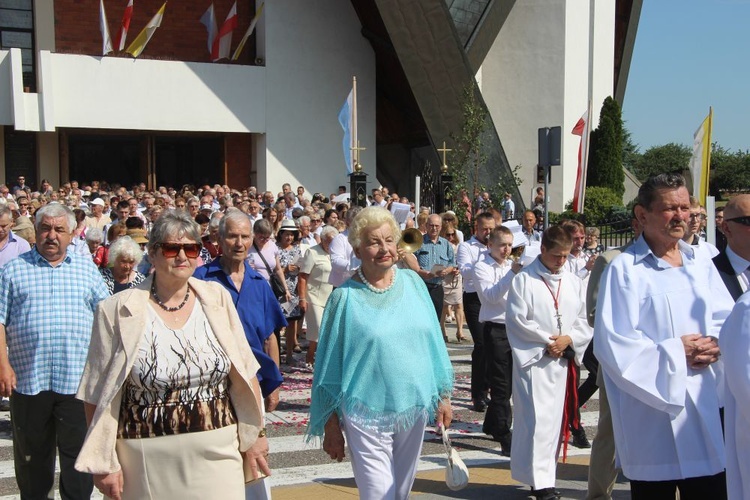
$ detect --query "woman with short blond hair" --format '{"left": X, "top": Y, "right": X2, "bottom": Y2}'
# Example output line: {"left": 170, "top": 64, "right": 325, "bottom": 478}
{"left": 308, "top": 206, "right": 454, "bottom": 499}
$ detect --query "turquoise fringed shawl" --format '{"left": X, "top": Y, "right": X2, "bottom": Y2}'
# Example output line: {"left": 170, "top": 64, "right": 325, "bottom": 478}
{"left": 306, "top": 268, "right": 454, "bottom": 438}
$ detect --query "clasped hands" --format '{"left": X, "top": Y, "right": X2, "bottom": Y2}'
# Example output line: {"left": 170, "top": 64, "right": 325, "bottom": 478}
{"left": 546, "top": 335, "right": 572, "bottom": 358}
{"left": 682, "top": 334, "right": 720, "bottom": 369}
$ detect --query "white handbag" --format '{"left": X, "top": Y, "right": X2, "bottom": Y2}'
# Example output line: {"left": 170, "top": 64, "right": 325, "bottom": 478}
{"left": 442, "top": 428, "right": 469, "bottom": 491}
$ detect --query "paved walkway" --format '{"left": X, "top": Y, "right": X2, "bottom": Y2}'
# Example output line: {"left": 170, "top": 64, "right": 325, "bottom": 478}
{"left": 0, "top": 323, "right": 631, "bottom": 499}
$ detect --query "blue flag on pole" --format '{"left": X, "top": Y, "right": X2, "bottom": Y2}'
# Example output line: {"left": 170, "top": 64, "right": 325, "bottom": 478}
{"left": 338, "top": 89, "right": 353, "bottom": 174}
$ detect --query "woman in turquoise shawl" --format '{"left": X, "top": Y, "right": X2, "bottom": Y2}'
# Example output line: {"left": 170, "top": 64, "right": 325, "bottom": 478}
{"left": 307, "top": 206, "right": 454, "bottom": 499}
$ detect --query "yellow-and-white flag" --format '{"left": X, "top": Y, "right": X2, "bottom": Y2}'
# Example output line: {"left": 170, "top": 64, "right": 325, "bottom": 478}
{"left": 689, "top": 107, "right": 713, "bottom": 204}
{"left": 231, "top": 2, "right": 264, "bottom": 61}
{"left": 126, "top": 2, "right": 167, "bottom": 58}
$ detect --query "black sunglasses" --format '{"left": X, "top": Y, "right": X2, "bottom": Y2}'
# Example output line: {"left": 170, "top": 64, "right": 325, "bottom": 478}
{"left": 726, "top": 216, "right": 750, "bottom": 227}
{"left": 156, "top": 243, "right": 202, "bottom": 259}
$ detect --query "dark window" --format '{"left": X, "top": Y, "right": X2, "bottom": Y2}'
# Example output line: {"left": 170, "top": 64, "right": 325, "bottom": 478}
{"left": 5, "top": 128, "right": 36, "bottom": 190}
{"left": 0, "top": 0, "right": 34, "bottom": 91}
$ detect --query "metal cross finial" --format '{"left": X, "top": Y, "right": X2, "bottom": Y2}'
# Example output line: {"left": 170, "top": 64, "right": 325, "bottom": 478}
{"left": 437, "top": 141, "right": 452, "bottom": 168}
{"left": 351, "top": 141, "right": 367, "bottom": 165}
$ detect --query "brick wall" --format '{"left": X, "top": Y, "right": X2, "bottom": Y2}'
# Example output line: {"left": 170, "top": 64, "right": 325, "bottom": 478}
{"left": 54, "top": 0, "right": 256, "bottom": 64}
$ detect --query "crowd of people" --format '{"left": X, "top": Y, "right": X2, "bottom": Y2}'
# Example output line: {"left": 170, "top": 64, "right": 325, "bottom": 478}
{"left": 0, "top": 172, "right": 747, "bottom": 500}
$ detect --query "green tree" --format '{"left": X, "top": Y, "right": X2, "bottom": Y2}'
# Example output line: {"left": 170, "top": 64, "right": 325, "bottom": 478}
{"left": 560, "top": 186, "right": 624, "bottom": 225}
{"left": 446, "top": 83, "right": 490, "bottom": 232}
{"left": 622, "top": 124, "right": 641, "bottom": 176}
{"left": 586, "top": 97, "right": 625, "bottom": 200}
{"left": 710, "top": 144, "right": 750, "bottom": 195}
{"left": 447, "top": 84, "right": 487, "bottom": 204}
{"left": 633, "top": 143, "right": 691, "bottom": 181}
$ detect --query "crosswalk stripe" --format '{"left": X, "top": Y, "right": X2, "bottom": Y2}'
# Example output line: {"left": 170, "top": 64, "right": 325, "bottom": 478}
{"left": 0, "top": 443, "right": 594, "bottom": 498}
{"left": 0, "top": 346, "right": 603, "bottom": 495}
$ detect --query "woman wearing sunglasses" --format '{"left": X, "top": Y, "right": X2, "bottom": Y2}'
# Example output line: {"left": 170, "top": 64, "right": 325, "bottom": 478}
{"left": 75, "top": 210, "right": 267, "bottom": 500}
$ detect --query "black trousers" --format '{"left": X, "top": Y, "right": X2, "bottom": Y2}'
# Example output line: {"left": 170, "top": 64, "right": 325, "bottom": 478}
{"left": 571, "top": 342, "right": 600, "bottom": 432}
{"left": 630, "top": 471, "right": 726, "bottom": 500}
{"left": 463, "top": 292, "right": 488, "bottom": 401}
{"left": 425, "top": 283, "right": 444, "bottom": 321}
{"left": 578, "top": 341, "right": 599, "bottom": 405}
{"left": 11, "top": 391, "right": 93, "bottom": 500}
{"left": 482, "top": 322, "right": 513, "bottom": 438}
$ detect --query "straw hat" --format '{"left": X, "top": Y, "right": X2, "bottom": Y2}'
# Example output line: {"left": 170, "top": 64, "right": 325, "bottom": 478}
{"left": 278, "top": 219, "right": 299, "bottom": 232}
{"left": 126, "top": 228, "right": 149, "bottom": 244}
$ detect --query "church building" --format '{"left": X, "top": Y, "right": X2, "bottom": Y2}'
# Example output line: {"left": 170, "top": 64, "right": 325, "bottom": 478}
{"left": 0, "top": 0, "right": 640, "bottom": 211}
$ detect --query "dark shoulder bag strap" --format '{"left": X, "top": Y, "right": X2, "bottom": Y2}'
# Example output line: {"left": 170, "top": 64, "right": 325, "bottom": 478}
{"left": 253, "top": 242, "right": 275, "bottom": 276}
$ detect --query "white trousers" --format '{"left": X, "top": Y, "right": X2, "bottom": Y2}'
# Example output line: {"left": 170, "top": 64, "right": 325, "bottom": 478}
{"left": 342, "top": 413, "right": 427, "bottom": 500}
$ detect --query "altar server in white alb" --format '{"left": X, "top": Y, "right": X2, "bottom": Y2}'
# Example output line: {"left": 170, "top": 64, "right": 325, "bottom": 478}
{"left": 594, "top": 173, "right": 733, "bottom": 500}
{"left": 720, "top": 293, "right": 750, "bottom": 500}
{"left": 506, "top": 225, "right": 593, "bottom": 500}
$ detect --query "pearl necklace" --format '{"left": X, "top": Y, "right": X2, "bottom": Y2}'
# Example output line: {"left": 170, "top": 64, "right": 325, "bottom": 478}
{"left": 357, "top": 267, "right": 396, "bottom": 294}
{"left": 151, "top": 279, "right": 191, "bottom": 312}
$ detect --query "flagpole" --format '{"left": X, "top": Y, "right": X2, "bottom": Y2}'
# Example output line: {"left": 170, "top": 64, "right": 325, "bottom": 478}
{"left": 580, "top": 99, "right": 593, "bottom": 212}
{"left": 352, "top": 76, "right": 358, "bottom": 167}
{"left": 704, "top": 106, "right": 713, "bottom": 203}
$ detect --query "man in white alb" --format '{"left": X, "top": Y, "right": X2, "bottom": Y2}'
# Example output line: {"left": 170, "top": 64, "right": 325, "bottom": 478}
{"left": 506, "top": 226, "right": 592, "bottom": 500}
{"left": 594, "top": 173, "right": 733, "bottom": 499}
{"left": 718, "top": 199, "right": 750, "bottom": 498}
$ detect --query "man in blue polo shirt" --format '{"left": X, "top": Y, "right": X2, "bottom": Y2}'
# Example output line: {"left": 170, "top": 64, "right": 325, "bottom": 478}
{"left": 414, "top": 213, "right": 456, "bottom": 319}
{"left": 0, "top": 203, "right": 109, "bottom": 499}
{"left": 194, "top": 208, "right": 286, "bottom": 412}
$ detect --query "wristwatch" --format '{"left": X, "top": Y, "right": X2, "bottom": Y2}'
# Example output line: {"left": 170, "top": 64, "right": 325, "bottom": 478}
{"left": 258, "top": 427, "right": 267, "bottom": 438}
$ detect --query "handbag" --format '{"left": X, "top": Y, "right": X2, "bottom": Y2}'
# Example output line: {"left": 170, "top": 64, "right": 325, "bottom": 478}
{"left": 253, "top": 243, "right": 286, "bottom": 300}
{"left": 442, "top": 427, "right": 469, "bottom": 491}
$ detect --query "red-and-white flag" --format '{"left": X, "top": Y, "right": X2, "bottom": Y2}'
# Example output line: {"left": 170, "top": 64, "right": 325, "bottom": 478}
{"left": 100, "top": 0, "right": 113, "bottom": 56}
{"left": 212, "top": 1, "right": 237, "bottom": 61}
{"left": 571, "top": 107, "right": 591, "bottom": 213}
{"left": 113, "top": 0, "right": 134, "bottom": 52}
{"left": 200, "top": 3, "right": 218, "bottom": 56}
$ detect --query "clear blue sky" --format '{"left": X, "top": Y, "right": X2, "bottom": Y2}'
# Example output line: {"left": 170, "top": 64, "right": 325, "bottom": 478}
{"left": 622, "top": 0, "right": 750, "bottom": 153}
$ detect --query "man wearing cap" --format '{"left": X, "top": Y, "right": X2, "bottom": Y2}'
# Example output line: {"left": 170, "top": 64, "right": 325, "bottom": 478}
{"left": 199, "top": 203, "right": 214, "bottom": 217}
{"left": 84, "top": 198, "right": 110, "bottom": 231}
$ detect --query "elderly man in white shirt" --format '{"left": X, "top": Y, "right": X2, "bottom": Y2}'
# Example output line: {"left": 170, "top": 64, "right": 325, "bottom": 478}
{"left": 473, "top": 226, "right": 521, "bottom": 456}
{"left": 328, "top": 206, "right": 362, "bottom": 287}
{"left": 561, "top": 220, "right": 595, "bottom": 284}
{"left": 594, "top": 173, "right": 733, "bottom": 499}
{"left": 456, "top": 212, "right": 496, "bottom": 412}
